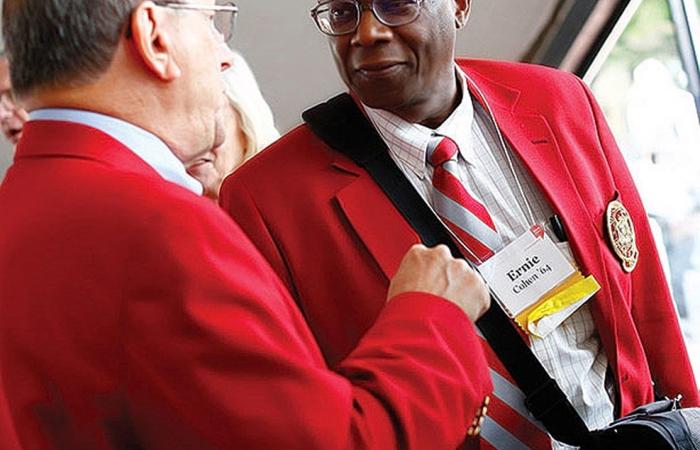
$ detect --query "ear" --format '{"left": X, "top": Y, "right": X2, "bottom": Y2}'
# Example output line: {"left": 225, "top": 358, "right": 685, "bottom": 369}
{"left": 454, "top": 0, "right": 471, "bottom": 29}
{"left": 129, "top": 1, "right": 181, "bottom": 81}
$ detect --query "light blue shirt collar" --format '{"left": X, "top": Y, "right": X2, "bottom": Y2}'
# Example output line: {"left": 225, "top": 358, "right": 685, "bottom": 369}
{"left": 28, "top": 108, "right": 203, "bottom": 195}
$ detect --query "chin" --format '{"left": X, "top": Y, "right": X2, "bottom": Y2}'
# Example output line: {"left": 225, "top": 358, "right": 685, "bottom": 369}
{"left": 357, "top": 92, "right": 408, "bottom": 114}
{"left": 351, "top": 84, "right": 410, "bottom": 113}
{"left": 202, "top": 186, "right": 220, "bottom": 201}
{"left": 196, "top": 174, "right": 223, "bottom": 200}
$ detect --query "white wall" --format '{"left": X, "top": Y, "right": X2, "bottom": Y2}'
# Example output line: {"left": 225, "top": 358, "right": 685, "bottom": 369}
{"left": 0, "top": 140, "right": 10, "bottom": 180}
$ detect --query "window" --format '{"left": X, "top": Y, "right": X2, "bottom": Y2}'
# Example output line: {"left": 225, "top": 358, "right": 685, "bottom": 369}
{"left": 586, "top": 0, "right": 700, "bottom": 382}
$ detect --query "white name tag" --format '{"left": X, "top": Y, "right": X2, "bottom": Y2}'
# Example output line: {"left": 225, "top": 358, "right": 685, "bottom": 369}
{"left": 479, "top": 225, "right": 576, "bottom": 318}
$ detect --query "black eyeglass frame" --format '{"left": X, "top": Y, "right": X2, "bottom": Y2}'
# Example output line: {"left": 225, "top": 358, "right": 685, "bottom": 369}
{"left": 153, "top": 1, "right": 239, "bottom": 45}
{"left": 310, "top": 0, "right": 424, "bottom": 36}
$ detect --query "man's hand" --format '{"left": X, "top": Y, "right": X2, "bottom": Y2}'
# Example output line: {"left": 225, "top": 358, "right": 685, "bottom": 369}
{"left": 388, "top": 244, "right": 491, "bottom": 322}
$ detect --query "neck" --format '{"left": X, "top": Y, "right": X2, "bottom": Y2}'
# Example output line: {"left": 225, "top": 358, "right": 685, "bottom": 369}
{"left": 25, "top": 73, "right": 175, "bottom": 149}
{"left": 26, "top": 83, "right": 137, "bottom": 119}
{"left": 391, "top": 70, "right": 462, "bottom": 129}
{"left": 22, "top": 42, "right": 173, "bottom": 139}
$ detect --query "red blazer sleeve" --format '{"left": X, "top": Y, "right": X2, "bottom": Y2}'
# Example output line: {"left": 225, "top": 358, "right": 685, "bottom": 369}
{"left": 123, "top": 201, "right": 492, "bottom": 450}
{"left": 577, "top": 77, "right": 699, "bottom": 406}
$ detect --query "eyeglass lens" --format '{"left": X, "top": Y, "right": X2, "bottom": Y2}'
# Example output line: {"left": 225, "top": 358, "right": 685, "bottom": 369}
{"left": 315, "top": 0, "right": 420, "bottom": 35}
{"left": 214, "top": 9, "right": 235, "bottom": 43}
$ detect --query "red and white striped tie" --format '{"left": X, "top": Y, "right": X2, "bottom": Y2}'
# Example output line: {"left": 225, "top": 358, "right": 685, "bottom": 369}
{"left": 427, "top": 135, "right": 501, "bottom": 263}
{"left": 428, "top": 135, "right": 552, "bottom": 449}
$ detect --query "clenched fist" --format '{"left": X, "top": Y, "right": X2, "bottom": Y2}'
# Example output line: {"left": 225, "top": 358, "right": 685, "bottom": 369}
{"left": 388, "top": 244, "right": 491, "bottom": 322}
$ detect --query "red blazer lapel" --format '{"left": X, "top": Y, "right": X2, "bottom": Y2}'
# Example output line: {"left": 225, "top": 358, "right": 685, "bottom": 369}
{"left": 331, "top": 155, "right": 421, "bottom": 281}
{"left": 464, "top": 68, "right": 620, "bottom": 369}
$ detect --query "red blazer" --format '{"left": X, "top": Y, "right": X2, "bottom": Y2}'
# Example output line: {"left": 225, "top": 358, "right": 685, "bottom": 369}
{"left": 221, "top": 59, "right": 699, "bottom": 439}
{"left": 0, "top": 120, "right": 492, "bottom": 449}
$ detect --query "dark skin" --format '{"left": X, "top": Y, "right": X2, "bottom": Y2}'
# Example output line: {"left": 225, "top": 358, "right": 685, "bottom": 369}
{"left": 327, "top": 0, "right": 470, "bottom": 129}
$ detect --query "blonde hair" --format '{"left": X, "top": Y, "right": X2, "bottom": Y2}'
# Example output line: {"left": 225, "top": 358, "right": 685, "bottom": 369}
{"left": 222, "top": 52, "right": 280, "bottom": 160}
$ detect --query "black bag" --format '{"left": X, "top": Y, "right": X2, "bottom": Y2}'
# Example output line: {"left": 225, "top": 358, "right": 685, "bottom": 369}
{"left": 585, "top": 398, "right": 700, "bottom": 450}
{"left": 303, "top": 93, "right": 700, "bottom": 450}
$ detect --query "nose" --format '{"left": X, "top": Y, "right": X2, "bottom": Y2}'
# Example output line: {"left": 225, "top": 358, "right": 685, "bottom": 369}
{"left": 218, "top": 42, "right": 235, "bottom": 72}
{"left": 351, "top": 8, "right": 393, "bottom": 47}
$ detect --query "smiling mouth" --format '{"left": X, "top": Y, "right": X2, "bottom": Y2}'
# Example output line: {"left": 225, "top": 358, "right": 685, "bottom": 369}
{"left": 356, "top": 62, "right": 404, "bottom": 79}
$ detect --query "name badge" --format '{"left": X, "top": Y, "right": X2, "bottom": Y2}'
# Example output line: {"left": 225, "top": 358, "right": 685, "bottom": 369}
{"left": 479, "top": 225, "right": 575, "bottom": 318}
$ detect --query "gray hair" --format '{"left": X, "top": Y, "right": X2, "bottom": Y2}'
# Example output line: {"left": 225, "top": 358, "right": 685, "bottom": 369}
{"left": 2, "top": 0, "right": 137, "bottom": 96}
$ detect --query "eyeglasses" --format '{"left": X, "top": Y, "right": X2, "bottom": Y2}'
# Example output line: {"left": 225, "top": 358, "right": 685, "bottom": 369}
{"left": 311, "top": 0, "right": 423, "bottom": 36}
{"left": 154, "top": 1, "right": 238, "bottom": 46}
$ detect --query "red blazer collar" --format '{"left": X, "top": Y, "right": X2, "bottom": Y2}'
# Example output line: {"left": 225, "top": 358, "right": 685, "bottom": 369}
{"left": 460, "top": 62, "right": 522, "bottom": 112}
{"left": 15, "top": 120, "right": 160, "bottom": 179}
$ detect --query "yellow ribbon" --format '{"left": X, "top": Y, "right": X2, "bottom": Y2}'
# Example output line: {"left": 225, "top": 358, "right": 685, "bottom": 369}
{"left": 515, "top": 273, "right": 601, "bottom": 335}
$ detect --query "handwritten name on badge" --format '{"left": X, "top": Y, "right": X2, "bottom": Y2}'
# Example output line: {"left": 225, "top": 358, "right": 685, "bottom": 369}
{"left": 479, "top": 226, "right": 576, "bottom": 317}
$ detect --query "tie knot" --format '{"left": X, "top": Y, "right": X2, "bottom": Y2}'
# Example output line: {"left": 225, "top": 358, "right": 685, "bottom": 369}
{"left": 427, "top": 136, "right": 459, "bottom": 167}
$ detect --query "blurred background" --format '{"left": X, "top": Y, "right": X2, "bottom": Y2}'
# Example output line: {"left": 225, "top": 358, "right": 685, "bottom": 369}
{"left": 2, "top": 0, "right": 700, "bottom": 383}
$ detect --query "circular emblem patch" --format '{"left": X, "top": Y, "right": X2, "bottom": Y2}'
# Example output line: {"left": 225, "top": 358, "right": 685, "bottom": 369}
{"left": 606, "top": 200, "right": 638, "bottom": 273}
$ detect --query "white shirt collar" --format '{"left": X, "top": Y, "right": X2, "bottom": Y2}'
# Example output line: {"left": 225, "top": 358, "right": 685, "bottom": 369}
{"left": 28, "top": 108, "right": 203, "bottom": 195}
{"left": 363, "top": 66, "right": 476, "bottom": 178}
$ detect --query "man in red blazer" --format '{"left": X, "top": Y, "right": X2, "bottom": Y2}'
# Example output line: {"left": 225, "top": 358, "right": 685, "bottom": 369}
{"left": 0, "top": 0, "right": 495, "bottom": 449}
{"left": 221, "top": 0, "right": 699, "bottom": 448}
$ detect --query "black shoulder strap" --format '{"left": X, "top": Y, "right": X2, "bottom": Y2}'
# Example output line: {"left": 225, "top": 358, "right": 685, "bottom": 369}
{"left": 303, "top": 93, "right": 592, "bottom": 446}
